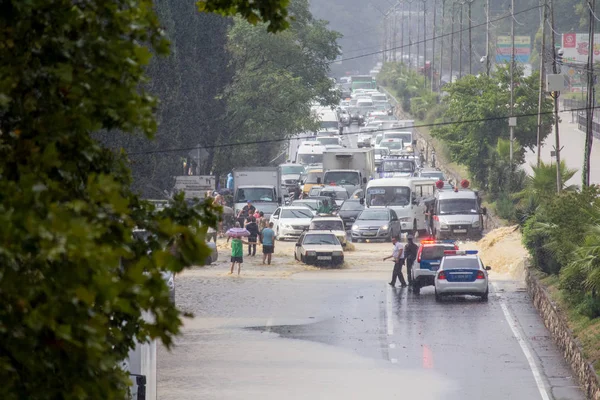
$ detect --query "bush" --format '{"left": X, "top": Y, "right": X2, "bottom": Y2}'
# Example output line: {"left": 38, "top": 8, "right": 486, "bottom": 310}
{"left": 495, "top": 192, "right": 517, "bottom": 222}
{"left": 576, "top": 295, "right": 600, "bottom": 319}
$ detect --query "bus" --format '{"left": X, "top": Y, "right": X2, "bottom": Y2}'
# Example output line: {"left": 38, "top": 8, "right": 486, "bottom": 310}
{"left": 350, "top": 75, "right": 377, "bottom": 91}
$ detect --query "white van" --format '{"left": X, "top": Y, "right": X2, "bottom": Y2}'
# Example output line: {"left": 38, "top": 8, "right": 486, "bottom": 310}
{"left": 313, "top": 107, "right": 339, "bottom": 131}
{"left": 356, "top": 99, "right": 374, "bottom": 108}
{"left": 433, "top": 187, "right": 484, "bottom": 240}
{"left": 382, "top": 131, "right": 414, "bottom": 147}
{"left": 296, "top": 141, "right": 326, "bottom": 165}
{"left": 364, "top": 177, "right": 435, "bottom": 234}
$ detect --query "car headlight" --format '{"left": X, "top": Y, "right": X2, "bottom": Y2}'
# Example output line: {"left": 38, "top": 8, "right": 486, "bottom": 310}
{"left": 440, "top": 224, "right": 449, "bottom": 230}
{"left": 280, "top": 223, "right": 291, "bottom": 230}
{"left": 472, "top": 220, "right": 481, "bottom": 228}
{"left": 332, "top": 251, "right": 343, "bottom": 256}
{"left": 399, "top": 217, "right": 412, "bottom": 222}
{"left": 167, "top": 276, "right": 174, "bottom": 290}
{"left": 306, "top": 251, "right": 316, "bottom": 256}
{"left": 380, "top": 224, "right": 389, "bottom": 231}
{"left": 352, "top": 224, "right": 359, "bottom": 231}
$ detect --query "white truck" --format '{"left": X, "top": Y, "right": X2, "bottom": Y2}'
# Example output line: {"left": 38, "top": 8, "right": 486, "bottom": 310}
{"left": 322, "top": 148, "right": 376, "bottom": 196}
{"left": 233, "top": 167, "right": 282, "bottom": 219}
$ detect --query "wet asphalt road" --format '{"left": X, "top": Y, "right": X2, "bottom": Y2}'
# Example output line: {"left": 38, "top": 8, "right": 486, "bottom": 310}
{"left": 157, "top": 239, "right": 585, "bottom": 400}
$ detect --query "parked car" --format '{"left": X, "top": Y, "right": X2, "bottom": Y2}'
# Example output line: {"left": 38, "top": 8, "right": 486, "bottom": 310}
{"left": 336, "top": 199, "right": 365, "bottom": 229}
{"left": 351, "top": 208, "right": 401, "bottom": 242}
{"left": 270, "top": 206, "right": 314, "bottom": 240}
{"left": 294, "top": 230, "right": 345, "bottom": 267}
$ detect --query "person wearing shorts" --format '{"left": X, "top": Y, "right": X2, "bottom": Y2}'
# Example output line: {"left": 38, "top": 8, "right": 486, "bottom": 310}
{"left": 261, "top": 222, "right": 275, "bottom": 265}
{"left": 228, "top": 222, "right": 248, "bottom": 275}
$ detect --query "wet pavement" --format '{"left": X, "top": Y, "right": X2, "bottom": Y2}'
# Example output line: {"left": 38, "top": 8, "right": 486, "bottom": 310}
{"left": 157, "top": 238, "right": 585, "bottom": 400}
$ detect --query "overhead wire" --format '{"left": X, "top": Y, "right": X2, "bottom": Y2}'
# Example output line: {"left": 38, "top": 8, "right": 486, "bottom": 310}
{"left": 329, "top": 4, "right": 542, "bottom": 64}
{"left": 125, "top": 105, "right": 599, "bottom": 156}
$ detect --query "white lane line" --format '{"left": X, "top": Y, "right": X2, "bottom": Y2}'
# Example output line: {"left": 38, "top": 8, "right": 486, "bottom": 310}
{"left": 386, "top": 284, "right": 394, "bottom": 335}
{"left": 494, "top": 284, "right": 551, "bottom": 400}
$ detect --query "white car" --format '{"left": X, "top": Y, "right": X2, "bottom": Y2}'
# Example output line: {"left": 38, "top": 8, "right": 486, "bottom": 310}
{"left": 434, "top": 250, "right": 491, "bottom": 302}
{"left": 270, "top": 206, "right": 314, "bottom": 240}
{"left": 307, "top": 216, "right": 347, "bottom": 245}
{"left": 294, "top": 230, "right": 345, "bottom": 266}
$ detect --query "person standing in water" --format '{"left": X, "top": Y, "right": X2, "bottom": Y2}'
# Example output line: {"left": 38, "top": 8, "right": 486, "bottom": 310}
{"left": 227, "top": 222, "right": 248, "bottom": 275}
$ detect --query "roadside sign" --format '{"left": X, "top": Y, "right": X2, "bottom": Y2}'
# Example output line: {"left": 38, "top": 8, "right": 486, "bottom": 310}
{"left": 173, "top": 176, "right": 215, "bottom": 199}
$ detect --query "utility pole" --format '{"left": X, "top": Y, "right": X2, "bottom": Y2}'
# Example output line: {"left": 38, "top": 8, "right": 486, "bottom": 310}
{"left": 509, "top": 0, "right": 515, "bottom": 163}
{"left": 467, "top": 0, "right": 473, "bottom": 75}
{"left": 400, "top": 1, "right": 405, "bottom": 65}
{"left": 432, "top": 0, "right": 437, "bottom": 91}
{"left": 408, "top": 0, "right": 413, "bottom": 69}
{"left": 383, "top": 12, "right": 388, "bottom": 62}
{"left": 459, "top": 1, "right": 464, "bottom": 78}
{"left": 423, "top": 0, "right": 427, "bottom": 87}
{"left": 392, "top": 7, "right": 397, "bottom": 62}
{"left": 417, "top": 1, "right": 421, "bottom": 72}
{"left": 536, "top": 0, "right": 547, "bottom": 168}
{"left": 439, "top": 0, "right": 446, "bottom": 89}
{"left": 550, "top": 0, "right": 562, "bottom": 192}
{"left": 486, "top": 0, "right": 491, "bottom": 75}
{"left": 450, "top": 1, "right": 455, "bottom": 82}
{"left": 584, "top": 0, "right": 596, "bottom": 187}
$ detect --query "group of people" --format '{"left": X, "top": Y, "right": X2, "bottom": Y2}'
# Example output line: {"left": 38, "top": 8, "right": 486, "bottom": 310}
{"left": 228, "top": 200, "right": 276, "bottom": 275}
{"left": 384, "top": 234, "right": 419, "bottom": 288}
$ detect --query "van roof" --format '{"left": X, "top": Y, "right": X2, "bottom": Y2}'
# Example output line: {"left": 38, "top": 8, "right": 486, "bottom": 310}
{"left": 436, "top": 189, "right": 478, "bottom": 200}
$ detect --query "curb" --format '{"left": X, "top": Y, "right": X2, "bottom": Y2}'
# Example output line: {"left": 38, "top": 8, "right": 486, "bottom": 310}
{"left": 525, "top": 266, "right": 600, "bottom": 400}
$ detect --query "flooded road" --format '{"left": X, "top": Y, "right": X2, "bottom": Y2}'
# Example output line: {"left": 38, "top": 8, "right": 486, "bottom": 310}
{"left": 157, "top": 235, "right": 585, "bottom": 399}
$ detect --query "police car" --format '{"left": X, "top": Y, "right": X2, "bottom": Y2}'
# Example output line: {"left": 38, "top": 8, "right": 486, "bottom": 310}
{"left": 411, "top": 239, "right": 457, "bottom": 295}
{"left": 434, "top": 250, "right": 491, "bottom": 302}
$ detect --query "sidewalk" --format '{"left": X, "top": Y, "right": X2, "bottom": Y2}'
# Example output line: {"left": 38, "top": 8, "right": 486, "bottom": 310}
{"left": 523, "top": 110, "right": 600, "bottom": 186}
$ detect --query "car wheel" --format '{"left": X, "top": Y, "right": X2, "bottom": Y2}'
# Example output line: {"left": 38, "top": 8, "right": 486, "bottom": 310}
{"left": 413, "top": 285, "right": 421, "bottom": 295}
{"left": 481, "top": 289, "right": 489, "bottom": 302}
{"left": 300, "top": 254, "right": 305, "bottom": 263}
{"left": 294, "top": 251, "right": 298, "bottom": 261}
{"left": 435, "top": 290, "right": 442, "bottom": 302}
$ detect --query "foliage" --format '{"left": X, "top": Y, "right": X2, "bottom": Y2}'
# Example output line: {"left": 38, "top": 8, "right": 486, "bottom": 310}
{"left": 197, "top": 0, "right": 291, "bottom": 32}
{"left": 0, "top": 0, "right": 218, "bottom": 398}
{"left": 514, "top": 161, "right": 577, "bottom": 207}
{"left": 431, "top": 65, "right": 554, "bottom": 188}
{"left": 214, "top": 0, "right": 341, "bottom": 173}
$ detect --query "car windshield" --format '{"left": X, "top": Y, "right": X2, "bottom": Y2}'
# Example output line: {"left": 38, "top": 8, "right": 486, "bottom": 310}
{"left": 340, "top": 201, "right": 364, "bottom": 211}
{"left": 358, "top": 210, "right": 389, "bottom": 221}
{"left": 321, "top": 190, "right": 348, "bottom": 200}
{"left": 380, "top": 141, "right": 403, "bottom": 150}
{"left": 422, "top": 171, "right": 445, "bottom": 180}
{"left": 281, "top": 165, "right": 305, "bottom": 175}
{"left": 281, "top": 209, "right": 314, "bottom": 219}
{"left": 443, "top": 257, "right": 481, "bottom": 269}
{"left": 385, "top": 133, "right": 411, "bottom": 143}
{"left": 366, "top": 186, "right": 411, "bottom": 206}
{"left": 372, "top": 114, "right": 396, "bottom": 121}
{"left": 371, "top": 94, "right": 387, "bottom": 101}
{"left": 235, "top": 188, "right": 274, "bottom": 202}
{"left": 438, "top": 198, "right": 479, "bottom": 215}
{"left": 309, "top": 220, "right": 345, "bottom": 230}
{"left": 297, "top": 153, "right": 323, "bottom": 165}
{"left": 382, "top": 160, "right": 414, "bottom": 172}
{"left": 292, "top": 200, "right": 319, "bottom": 210}
{"left": 421, "top": 245, "right": 456, "bottom": 260}
{"left": 374, "top": 148, "right": 390, "bottom": 157}
{"left": 320, "top": 121, "right": 338, "bottom": 130}
{"left": 317, "top": 137, "right": 340, "bottom": 145}
{"left": 303, "top": 233, "right": 340, "bottom": 245}
{"left": 304, "top": 172, "right": 323, "bottom": 183}
{"left": 308, "top": 188, "right": 322, "bottom": 196}
{"left": 323, "top": 171, "right": 360, "bottom": 186}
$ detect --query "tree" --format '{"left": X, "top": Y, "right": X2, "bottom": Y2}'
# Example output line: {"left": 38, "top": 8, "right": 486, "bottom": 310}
{"left": 0, "top": 1, "right": 219, "bottom": 398}
{"left": 431, "top": 65, "right": 554, "bottom": 188}
{"left": 514, "top": 160, "right": 577, "bottom": 206}
{"left": 197, "top": 0, "right": 292, "bottom": 32}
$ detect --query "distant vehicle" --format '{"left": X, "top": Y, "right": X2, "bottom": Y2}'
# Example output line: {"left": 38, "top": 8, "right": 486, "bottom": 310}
{"left": 294, "top": 230, "right": 345, "bottom": 266}
{"left": 412, "top": 239, "right": 458, "bottom": 295}
{"left": 296, "top": 141, "right": 326, "bottom": 165}
{"left": 350, "top": 75, "right": 377, "bottom": 91}
{"left": 291, "top": 198, "right": 324, "bottom": 214}
{"left": 280, "top": 163, "right": 306, "bottom": 193}
{"left": 378, "top": 138, "right": 405, "bottom": 155}
{"left": 382, "top": 131, "right": 414, "bottom": 147}
{"left": 416, "top": 168, "right": 446, "bottom": 181}
{"left": 313, "top": 106, "right": 340, "bottom": 131}
{"left": 336, "top": 199, "right": 365, "bottom": 229}
{"left": 322, "top": 148, "right": 376, "bottom": 195}
{"left": 307, "top": 186, "right": 324, "bottom": 197}
{"left": 377, "top": 157, "right": 417, "bottom": 178}
{"left": 300, "top": 170, "right": 323, "bottom": 195}
{"left": 373, "top": 147, "right": 390, "bottom": 166}
{"left": 270, "top": 206, "right": 314, "bottom": 240}
{"left": 435, "top": 250, "right": 491, "bottom": 302}
{"left": 233, "top": 167, "right": 282, "bottom": 220}
{"left": 357, "top": 127, "right": 378, "bottom": 148}
{"left": 351, "top": 208, "right": 402, "bottom": 242}
{"left": 308, "top": 216, "right": 347, "bottom": 245}
{"left": 316, "top": 136, "right": 342, "bottom": 147}
{"left": 318, "top": 185, "right": 349, "bottom": 207}
{"left": 374, "top": 133, "right": 384, "bottom": 146}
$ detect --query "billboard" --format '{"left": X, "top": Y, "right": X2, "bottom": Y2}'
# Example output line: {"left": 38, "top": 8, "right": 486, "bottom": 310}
{"left": 496, "top": 36, "right": 531, "bottom": 63}
{"left": 173, "top": 175, "right": 215, "bottom": 199}
{"left": 562, "top": 33, "right": 600, "bottom": 63}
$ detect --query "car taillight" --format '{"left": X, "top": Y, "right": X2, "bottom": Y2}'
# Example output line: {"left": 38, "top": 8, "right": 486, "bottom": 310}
{"left": 476, "top": 271, "right": 485, "bottom": 279}
{"left": 417, "top": 248, "right": 422, "bottom": 263}
{"left": 437, "top": 271, "right": 446, "bottom": 280}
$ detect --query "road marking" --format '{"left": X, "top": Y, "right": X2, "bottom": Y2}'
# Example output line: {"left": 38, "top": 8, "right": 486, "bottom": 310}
{"left": 386, "top": 284, "right": 394, "bottom": 335}
{"left": 494, "top": 283, "right": 551, "bottom": 400}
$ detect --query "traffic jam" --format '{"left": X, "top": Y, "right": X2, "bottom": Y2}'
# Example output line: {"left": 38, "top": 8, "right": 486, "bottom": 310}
{"left": 226, "top": 74, "right": 491, "bottom": 300}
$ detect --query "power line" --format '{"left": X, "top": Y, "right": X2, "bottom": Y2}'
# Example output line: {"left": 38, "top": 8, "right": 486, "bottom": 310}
{"left": 125, "top": 105, "right": 597, "bottom": 156}
{"left": 330, "top": 4, "right": 542, "bottom": 64}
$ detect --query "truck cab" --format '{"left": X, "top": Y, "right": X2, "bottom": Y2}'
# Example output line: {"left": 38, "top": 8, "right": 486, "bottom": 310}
{"left": 233, "top": 167, "right": 282, "bottom": 220}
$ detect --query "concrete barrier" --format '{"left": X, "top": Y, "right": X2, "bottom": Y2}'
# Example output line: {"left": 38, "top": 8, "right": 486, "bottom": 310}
{"left": 526, "top": 266, "right": 600, "bottom": 400}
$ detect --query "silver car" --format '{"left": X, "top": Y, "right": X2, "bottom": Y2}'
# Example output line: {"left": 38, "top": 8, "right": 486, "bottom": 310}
{"left": 435, "top": 251, "right": 491, "bottom": 302}
{"left": 350, "top": 208, "right": 401, "bottom": 242}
